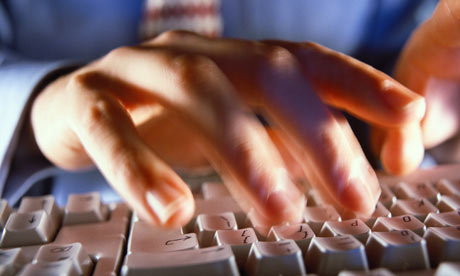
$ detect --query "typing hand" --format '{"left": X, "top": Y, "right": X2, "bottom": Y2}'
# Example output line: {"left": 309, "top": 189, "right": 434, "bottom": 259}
{"left": 31, "top": 31, "right": 424, "bottom": 229}
{"left": 372, "top": 0, "right": 460, "bottom": 173}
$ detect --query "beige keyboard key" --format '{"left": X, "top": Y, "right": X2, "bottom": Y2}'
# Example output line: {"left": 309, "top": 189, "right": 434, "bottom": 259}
{"left": 214, "top": 228, "right": 257, "bottom": 268}
{"left": 191, "top": 198, "right": 245, "bottom": 231}
{"left": 379, "top": 184, "right": 397, "bottom": 209}
{"left": 268, "top": 223, "right": 315, "bottom": 252}
{"left": 0, "top": 248, "right": 24, "bottom": 276}
{"left": 436, "top": 179, "right": 460, "bottom": 196}
{"left": 320, "top": 219, "right": 371, "bottom": 244}
{"left": 63, "top": 192, "right": 109, "bottom": 225}
{"left": 305, "top": 235, "right": 368, "bottom": 275}
{"left": 20, "top": 260, "right": 78, "bottom": 276}
{"left": 437, "top": 195, "right": 460, "bottom": 212}
{"left": 366, "top": 230, "right": 430, "bottom": 271}
{"left": 394, "top": 181, "right": 439, "bottom": 204}
{"left": 245, "top": 240, "right": 306, "bottom": 276}
{"left": 0, "top": 200, "right": 12, "bottom": 229}
{"left": 33, "top": 243, "right": 93, "bottom": 275}
{"left": 18, "top": 195, "right": 61, "bottom": 225}
{"left": 424, "top": 226, "right": 460, "bottom": 266}
{"left": 128, "top": 220, "right": 198, "bottom": 253}
{"left": 54, "top": 203, "right": 129, "bottom": 276}
{"left": 201, "top": 182, "right": 231, "bottom": 199}
{"left": 304, "top": 205, "right": 341, "bottom": 234}
{"left": 434, "top": 262, "right": 460, "bottom": 276}
{"left": 390, "top": 198, "right": 438, "bottom": 221}
{"left": 195, "top": 212, "right": 237, "bottom": 247}
{"left": 373, "top": 215, "right": 425, "bottom": 236}
{"left": 362, "top": 202, "right": 391, "bottom": 228}
{"left": 339, "top": 268, "right": 396, "bottom": 276}
{"left": 121, "top": 245, "right": 239, "bottom": 276}
{"left": 1, "top": 210, "right": 57, "bottom": 248}
{"left": 424, "top": 210, "right": 460, "bottom": 227}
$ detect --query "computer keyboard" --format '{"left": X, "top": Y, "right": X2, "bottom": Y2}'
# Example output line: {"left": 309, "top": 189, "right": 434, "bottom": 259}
{"left": 1, "top": 164, "right": 460, "bottom": 275}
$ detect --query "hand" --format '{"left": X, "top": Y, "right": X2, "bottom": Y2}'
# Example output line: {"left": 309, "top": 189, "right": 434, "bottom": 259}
{"left": 31, "top": 31, "right": 424, "bottom": 229}
{"left": 372, "top": 0, "right": 460, "bottom": 172}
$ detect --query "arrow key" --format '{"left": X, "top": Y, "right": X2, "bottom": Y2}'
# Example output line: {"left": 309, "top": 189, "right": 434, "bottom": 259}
{"left": 1, "top": 210, "right": 57, "bottom": 248}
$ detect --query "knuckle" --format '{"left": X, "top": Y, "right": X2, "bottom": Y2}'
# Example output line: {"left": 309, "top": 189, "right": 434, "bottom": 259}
{"left": 263, "top": 45, "right": 297, "bottom": 67}
{"left": 103, "top": 46, "right": 136, "bottom": 63}
{"left": 154, "top": 30, "right": 191, "bottom": 43}
{"left": 171, "top": 54, "right": 217, "bottom": 88}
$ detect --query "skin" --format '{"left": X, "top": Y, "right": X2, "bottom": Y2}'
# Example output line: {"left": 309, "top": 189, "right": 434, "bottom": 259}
{"left": 372, "top": 0, "right": 460, "bottom": 172}
{"left": 31, "top": 30, "right": 426, "bottom": 230}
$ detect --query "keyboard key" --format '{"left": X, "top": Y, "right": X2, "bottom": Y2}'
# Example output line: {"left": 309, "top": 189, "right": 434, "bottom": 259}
{"left": 379, "top": 184, "right": 397, "bottom": 209}
{"left": 390, "top": 198, "right": 438, "bottom": 221}
{"left": 63, "top": 192, "right": 109, "bottom": 225}
{"left": 305, "top": 235, "right": 368, "bottom": 275}
{"left": 268, "top": 223, "right": 315, "bottom": 252}
{"left": 320, "top": 219, "right": 371, "bottom": 244}
{"left": 202, "top": 182, "right": 231, "bottom": 199}
{"left": 304, "top": 205, "right": 341, "bottom": 234}
{"left": 195, "top": 212, "right": 238, "bottom": 247}
{"left": 338, "top": 268, "right": 396, "bottom": 276}
{"left": 128, "top": 220, "right": 198, "bottom": 253}
{"left": 394, "top": 181, "right": 439, "bottom": 204}
{"left": 366, "top": 230, "right": 430, "bottom": 271}
{"left": 192, "top": 198, "right": 245, "bottom": 231}
{"left": 20, "top": 260, "right": 77, "bottom": 276}
{"left": 437, "top": 195, "right": 460, "bottom": 212}
{"left": 424, "top": 226, "right": 460, "bottom": 266}
{"left": 373, "top": 215, "right": 425, "bottom": 236}
{"left": 424, "top": 210, "right": 460, "bottom": 227}
{"left": 245, "top": 240, "right": 306, "bottom": 276}
{"left": 362, "top": 202, "right": 391, "bottom": 228}
{"left": 33, "top": 243, "right": 93, "bottom": 276}
{"left": 121, "top": 245, "right": 239, "bottom": 276}
{"left": 436, "top": 179, "right": 460, "bottom": 196}
{"left": 18, "top": 195, "right": 61, "bottom": 224}
{"left": 1, "top": 210, "right": 57, "bottom": 248}
{"left": 214, "top": 228, "right": 257, "bottom": 268}
{"left": 54, "top": 203, "right": 130, "bottom": 276}
{"left": 0, "top": 200, "right": 12, "bottom": 229}
{"left": 0, "top": 248, "right": 23, "bottom": 276}
{"left": 434, "top": 262, "right": 460, "bottom": 276}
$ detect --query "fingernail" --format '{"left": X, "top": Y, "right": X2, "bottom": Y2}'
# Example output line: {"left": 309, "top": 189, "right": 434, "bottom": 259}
{"left": 145, "top": 183, "right": 194, "bottom": 227}
{"left": 382, "top": 80, "right": 426, "bottom": 119}
{"left": 266, "top": 191, "right": 305, "bottom": 223}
